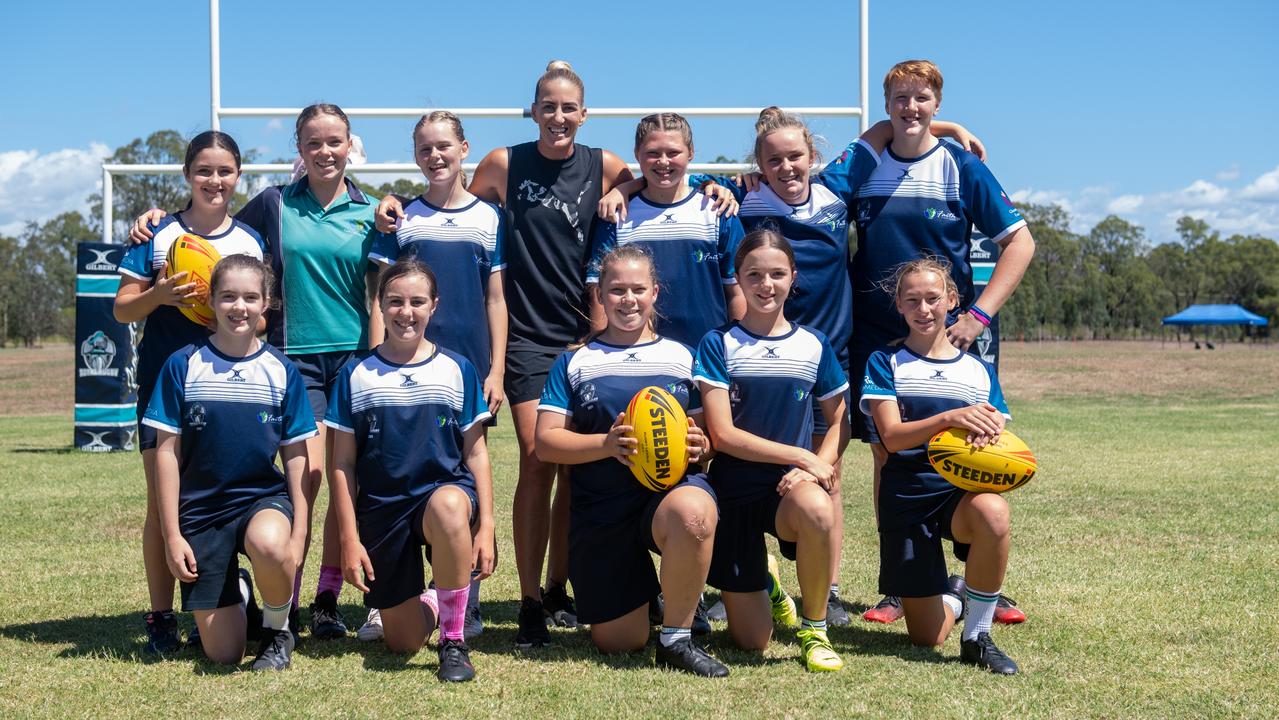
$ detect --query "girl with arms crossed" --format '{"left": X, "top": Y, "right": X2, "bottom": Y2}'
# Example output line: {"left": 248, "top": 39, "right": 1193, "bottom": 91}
{"left": 326, "top": 259, "right": 495, "bottom": 682}
{"left": 860, "top": 257, "right": 1019, "bottom": 674}
{"left": 115, "top": 130, "right": 265, "bottom": 653}
{"left": 146, "top": 255, "right": 313, "bottom": 670}
{"left": 536, "top": 245, "right": 727, "bottom": 676}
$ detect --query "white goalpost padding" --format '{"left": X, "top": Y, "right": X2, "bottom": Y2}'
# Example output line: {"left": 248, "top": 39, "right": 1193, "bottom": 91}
{"left": 101, "top": 0, "right": 870, "bottom": 243}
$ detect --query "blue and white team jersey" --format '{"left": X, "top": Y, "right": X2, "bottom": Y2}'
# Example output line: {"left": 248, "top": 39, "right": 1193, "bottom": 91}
{"left": 840, "top": 140, "right": 1027, "bottom": 352}
{"left": 324, "top": 347, "right": 491, "bottom": 531}
{"left": 859, "top": 346, "right": 1010, "bottom": 528}
{"left": 369, "top": 197, "right": 506, "bottom": 380}
{"left": 118, "top": 215, "right": 266, "bottom": 389}
{"left": 539, "top": 338, "right": 701, "bottom": 524}
{"left": 694, "top": 322, "right": 848, "bottom": 504}
{"left": 693, "top": 142, "right": 875, "bottom": 369}
{"left": 142, "top": 341, "right": 316, "bottom": 536}
{"left": 587, "top": 191, "right": 744, "bottom": 347}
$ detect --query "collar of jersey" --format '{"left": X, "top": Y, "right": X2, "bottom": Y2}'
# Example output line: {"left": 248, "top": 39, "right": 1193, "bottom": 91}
{"left": 373, "top": 345, "right": 440, "bottom": 369}
{"left": 202, "top": 337, "right": 268, "bottom": 364}
{"left": 591, "top": 336, "right": 663, "bottom": 351}
{"left": 413, "top": 195, "right": 482, "bottom": 214}
{"left": 635, "top": 186, "right": 697, "bottom": 210}
{"left": 886, "top": 140, "right": 946, "bottom": 165}
{"left": 732, "top": 320, "right": 799, "bottom": 342}
{"left": 174, "top": 212, "right": 240, "bottom": 241}
{"left": 900, "top": 343, "right": 963, "bottom": 364}
{"left": 283, "top": 176, "right": 370, "bottom": 204}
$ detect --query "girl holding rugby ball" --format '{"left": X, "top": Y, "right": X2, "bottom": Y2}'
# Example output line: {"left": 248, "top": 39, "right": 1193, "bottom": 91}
{"left": 694, "top": 229, "right": 850, "bottom": 673}
{"left": 145, "top": 255, "right": 313, "bottom": 670}
{"left": 535, "top": 245, "right": 728, "bottom": 677}
{"left": 325, "top": 259, "right": 496, "bottom": 683}
{"left": 859, "top": 256, "right": 1018, "bottom": 675}
{"left": 115, "top": 130, "right": 266, "bottom": 654}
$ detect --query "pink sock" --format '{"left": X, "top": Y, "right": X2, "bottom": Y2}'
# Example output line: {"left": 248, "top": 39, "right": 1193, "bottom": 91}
{"left": 437, "top": 585, "right": 470, "bottom": 642}
{"left": 317, "top": 565, "right": 342, "bottom": 598}
{"left": 420, "top": 588, "right": 439, "bottom": 626}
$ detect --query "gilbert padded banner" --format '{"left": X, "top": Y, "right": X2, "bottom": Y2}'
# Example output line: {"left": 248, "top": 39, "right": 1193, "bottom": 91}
{"left": 74, "top": 242, "right": 138, "bottom": 452}
{"left": 969, "top": 230, "right": 1001, "bottom": 373}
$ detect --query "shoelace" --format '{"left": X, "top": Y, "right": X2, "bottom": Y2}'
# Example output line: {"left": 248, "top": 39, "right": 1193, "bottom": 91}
{"left": 998, "top": 595, "right": 1018, "bottom": 607}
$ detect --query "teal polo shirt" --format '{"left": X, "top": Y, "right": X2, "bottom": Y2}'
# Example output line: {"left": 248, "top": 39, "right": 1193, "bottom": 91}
{"left": 237, "top": 177, "right": 385, "bottom": 354}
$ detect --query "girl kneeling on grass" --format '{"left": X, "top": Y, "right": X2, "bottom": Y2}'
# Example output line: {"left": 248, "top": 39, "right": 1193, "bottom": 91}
{"left": 146, "top": 255, "right": 313, "bottom": 670}
{"left": 694, "top": 230, "right": 850, "bottom": 673}
{"left": 534, "top": 245, "right": 728, "bottom": 677}
{"left": 859, "top": 257, "right": 1019, "bottom": 675}
{"left": 326, "top": 259, "right": 496, "bottom": 683}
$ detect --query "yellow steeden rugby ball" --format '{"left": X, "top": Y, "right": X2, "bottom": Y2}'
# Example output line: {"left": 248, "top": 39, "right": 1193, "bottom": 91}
{"left": 165, "top": 234, "right": 222, "bottom": 326}
{"left": 624, "top": 386, "right": 689, "bottom": 492}
{"left": 927, "top": 427, "right": 1038, "bottom": 494}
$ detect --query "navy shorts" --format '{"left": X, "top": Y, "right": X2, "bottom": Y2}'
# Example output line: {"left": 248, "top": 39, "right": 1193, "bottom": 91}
{"left": 878, "top": 491, "right": 970, "bottom": 598}
{"left": 707, "top": 491, "right": 798, "bottom": 594}
{"left": 179, "top": 495, "right": 294, "bottom": 612}
{"left": 290, "top": 350, "right": 356, "bottom": 421}
{"left": 504, "top": 346, "right": 560, "bottom": 406}
{"left": 569, "top": 475, "right": 717, "bottom": 625}
{"left": 360, "top": 484, "right": 479, "bottom": 610}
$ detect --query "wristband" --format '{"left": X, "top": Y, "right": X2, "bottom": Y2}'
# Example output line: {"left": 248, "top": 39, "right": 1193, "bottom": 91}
{"left": 968, "top": 305, "right": 992, "bottom": 327}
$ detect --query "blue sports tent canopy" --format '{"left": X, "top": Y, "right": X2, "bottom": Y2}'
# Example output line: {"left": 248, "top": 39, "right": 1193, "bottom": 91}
{"left": 1162, "top": 304, "right": 1269, "bottom": 326}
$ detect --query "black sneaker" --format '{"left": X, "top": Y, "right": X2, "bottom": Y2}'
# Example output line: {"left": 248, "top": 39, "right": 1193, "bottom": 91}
{"left": 437, "top": 638, "right": 476, "bottom": 682}
{"left": 239, "top": 568, "right": 262, "bottom": 643}
{"left": 692, "top": 596, "right": 712, "bottom": 636}
{"left": 309, "top": 591, "right": 348, "bottom": 639}
{"left": 515, "top": 596, "right": 552, "bottom": 648}
{"left": 187, "top": 620, "right": 202, "bottom": 653}
{"left": 826, "top": 586, "right": 851, "bottom": 627}
{"left": 648, "top": 594, "right": 665, "bottom": 626}
{"left": 960, "top": 631, "right": 1019, "bottom": 675}
{"left": 541, "top": 584, "right": 578, "bottom": 628}
{"left": 143, "top": 611, "right": 181, "bottom": 654}
{"left": 250, "top": 628, "right": 295, "bottom": 671}
{"left": 288, "top": 606, "right": 301, "bottom": 646}
{"left": 655, "top": 637, "right": 730, "bottom": 677}
{"left": 945, "top": 575, "right": 968, "bottom": 621}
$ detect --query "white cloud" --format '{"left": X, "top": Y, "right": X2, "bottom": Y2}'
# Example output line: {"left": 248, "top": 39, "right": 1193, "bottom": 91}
{"left": 1216, "top": 164, "right": 1240, "bottom": 182}
{"left": 1241, "top": 165, "right": 1279, "bottom": 200}
{"left": 0, "top": 143, "right": 109, "bottom": 237}
{"left": 1011, "top": 164, "right": 1279, "bottom": 244}
{"left": 265, "top": 118, "right": 284, "bottom": 132}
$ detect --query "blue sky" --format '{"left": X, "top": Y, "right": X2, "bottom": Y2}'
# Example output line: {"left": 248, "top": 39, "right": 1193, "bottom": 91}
{"left": 2, "top": 0, "right": 1276, "bottom": 243}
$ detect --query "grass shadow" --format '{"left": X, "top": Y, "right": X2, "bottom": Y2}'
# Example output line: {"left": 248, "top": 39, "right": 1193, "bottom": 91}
{"left": 11, "top": 447, "right": 81, "bottom": 455}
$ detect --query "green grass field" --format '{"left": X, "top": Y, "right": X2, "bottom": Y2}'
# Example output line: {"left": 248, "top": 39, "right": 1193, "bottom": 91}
{"left": 1, "top": 343, "right": 1276, "bottom": 718}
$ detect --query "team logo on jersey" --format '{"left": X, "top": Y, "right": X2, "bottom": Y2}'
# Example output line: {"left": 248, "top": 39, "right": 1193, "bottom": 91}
{"left": 976, "top": 326, "right": 995, "bottom": 362}
{"left": 353, "top": 220, "right": 369, "bottom": 234}
{"left": 661, "top": 213, "right": 677, "bottom": 224}
{"left": 835, "top": 149, "right": 850, "bottom": 165}
{"left": 400, "top": 373, "right": 418, "bottom": 387}
{"left": 187, "top": 403, "right": 207, "bottom": 431}
{"left": 970, "top": 236, "right": 992, "bottom": 261}
{"left": 664, "top": 382, "right": 688, "bottom": 397}
{"left": 794, "top": 388, "right": 809, "bottom": 402}
{"left": 442, "top": 217, "right": 458, "bottom": 227}
{"left": 729, "top": 382, "right": 742, "bottom": 404}
{"left": 474, "top": 254, "right": 492, "bottom": 269}
{"left": 81, "top": 430, "right": 114, "bottom": 452}
{"left": 256, "top": 411, "right": 282, "bottom": 424}
{"left": 897, "top": 168, "right": 913, "bottom": 181}
{"left": 930, "top": 369, "right": 946, "bottom": 380}
{"left": 227, "top": 368, "right": 247, "bottom": 382}
{"left": 577, "top": 382, "right": 598, "bottom": 406}
{"left": 79, "top": 331, "right": 119, "bottom": 377}
{"left": 85, "top": 248, "right": 118, "bottom": 272}
{"left": 624, "top": 352, "right": 641, "bottom": 363}
{"left": 691, "top": 249, "right": 720, "bottom": 264}
{"left": 763, "top": 346, "right": 781, "bottom": 359}
{"left": 856, "top": 200, "right": 872, "bottom": 224}
{"left": 924, "top": 208, "right": 959, "bottom": 222}
{"left": 436, "top": 413, "right": 458, "bottom": 429}
{"left": 366, "top": 410, "right": 380, "bottom": 435}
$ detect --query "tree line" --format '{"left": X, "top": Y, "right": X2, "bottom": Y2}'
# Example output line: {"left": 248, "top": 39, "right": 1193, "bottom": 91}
{"left": 1, "top": 131, "right": 1275, "bottom": 346}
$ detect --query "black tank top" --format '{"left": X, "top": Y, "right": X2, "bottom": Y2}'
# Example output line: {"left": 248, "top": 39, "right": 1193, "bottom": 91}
{"left": 504, "top": 141, "right": 604, "bottom": 351}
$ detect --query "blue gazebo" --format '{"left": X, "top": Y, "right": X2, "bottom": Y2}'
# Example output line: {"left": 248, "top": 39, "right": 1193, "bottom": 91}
{"left": 1161, "top": 304, "right": 1269, "bottom": 346}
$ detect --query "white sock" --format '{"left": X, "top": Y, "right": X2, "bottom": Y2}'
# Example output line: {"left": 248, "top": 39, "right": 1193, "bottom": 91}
{"left": 262, "top": 600, "right": 290, "bottom": 631}
{"left": 962, "top": 587, "right": 1000, "bottom": 641}
{"left": 659, "top": 626, "right": 691, "bottom": 647}
{"left": 941, "top": 592, "right": 964, "bottom": 620}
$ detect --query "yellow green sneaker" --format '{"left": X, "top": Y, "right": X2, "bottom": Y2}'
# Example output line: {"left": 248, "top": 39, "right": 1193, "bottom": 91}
{"left": 766, "top": 554, "right": 799, "bottom": 629}
{"left": 797, "top": 627, "right": 843, "bottom": 672}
